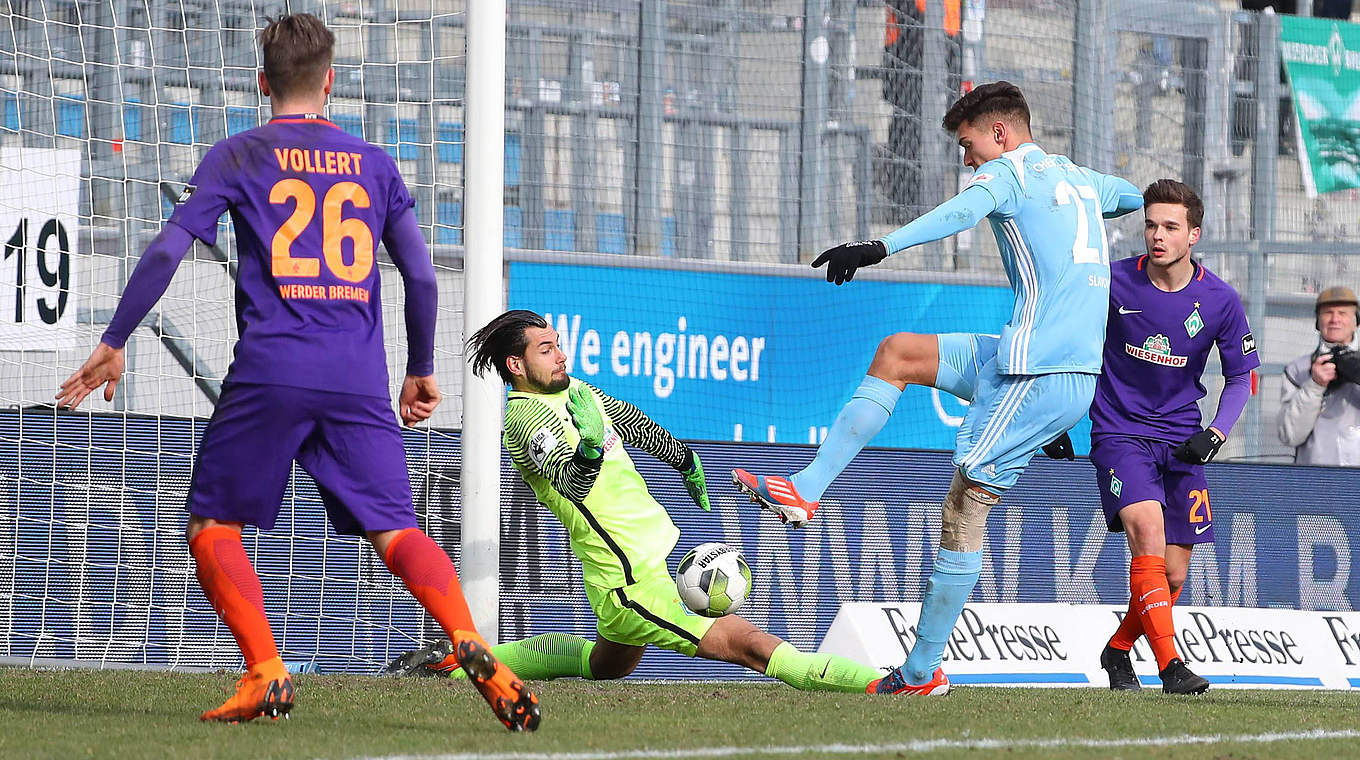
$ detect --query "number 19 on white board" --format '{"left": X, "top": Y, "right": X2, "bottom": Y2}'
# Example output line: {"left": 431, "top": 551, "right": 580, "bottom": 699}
{"left": 4, "top": 216, "right": 72, "bottom": 324}
{"left": 0, "top": 214, "right": 76, "bottom": 350}
{"left": 0, "top": 147, "right": 81, "bottom": 351}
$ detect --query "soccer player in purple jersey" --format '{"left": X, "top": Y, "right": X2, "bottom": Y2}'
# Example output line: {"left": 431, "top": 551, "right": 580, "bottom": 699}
{"left": 54, "top": 14, "right": 539, "bottom": 730}
{"left": 1071, "top": 179, "right": 1259, "bottom": 694}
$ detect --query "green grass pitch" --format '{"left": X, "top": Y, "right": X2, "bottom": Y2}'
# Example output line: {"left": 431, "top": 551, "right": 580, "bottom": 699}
{"left": 4, "top": 668, "right": 1360, "bottom": 759}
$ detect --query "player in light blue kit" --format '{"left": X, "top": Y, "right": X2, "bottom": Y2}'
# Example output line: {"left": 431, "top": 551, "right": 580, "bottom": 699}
{"left": 733, "top": 82, "right": 1143, "bottom": 695}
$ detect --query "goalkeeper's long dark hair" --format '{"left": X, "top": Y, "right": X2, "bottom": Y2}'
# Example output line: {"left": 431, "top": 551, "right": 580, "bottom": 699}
{"left": 468, "top": 309, "right": 548, "bottom": 384}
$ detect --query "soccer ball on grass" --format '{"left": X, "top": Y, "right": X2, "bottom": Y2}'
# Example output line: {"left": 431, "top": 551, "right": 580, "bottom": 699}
{"left": 675, "top": 542, "right": 752, "bottom": 617}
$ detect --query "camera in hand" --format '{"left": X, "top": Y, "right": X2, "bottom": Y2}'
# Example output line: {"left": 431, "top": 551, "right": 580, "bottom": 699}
{"left": 1330, "top": 346, "right": 1360, "bottom": 385}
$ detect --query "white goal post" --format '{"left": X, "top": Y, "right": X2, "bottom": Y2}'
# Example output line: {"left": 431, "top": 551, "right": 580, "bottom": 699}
{"left": 461, "top": 0, "right": 508, "bottom": 643}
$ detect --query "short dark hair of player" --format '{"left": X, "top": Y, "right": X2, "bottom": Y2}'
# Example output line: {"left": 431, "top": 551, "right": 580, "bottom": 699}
{"left": 259, "top": 14, "right": 335, "bottom": 100}
{"left": 941, "top": 81, "right": 1031, "bottom": 132}
{"left": 468, "top": 309, "right": 549, "bottom": 384}
{"left": 1143, "top": 179, "right": 1204, "bottom": 229}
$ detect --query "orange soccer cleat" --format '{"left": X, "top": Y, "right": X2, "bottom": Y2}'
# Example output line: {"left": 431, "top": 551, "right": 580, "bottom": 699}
{"left": 200, "top": 657, "right": 294, "bottom": 723}
{"left": 867, "top": 666, "right": 951, "bottom": 696}
{"left": 454, "top": 633, "right": 541, "bottom": 732}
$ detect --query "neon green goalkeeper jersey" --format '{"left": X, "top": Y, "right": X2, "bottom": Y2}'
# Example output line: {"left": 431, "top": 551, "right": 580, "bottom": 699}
{"left": 503, "top": 377, "right": 693, "bottom": 588}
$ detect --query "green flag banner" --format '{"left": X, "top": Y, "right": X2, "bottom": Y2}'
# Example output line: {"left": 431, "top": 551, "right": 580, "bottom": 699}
{"left": 1280, "top": 16, "right": 1360, "bottom": 196}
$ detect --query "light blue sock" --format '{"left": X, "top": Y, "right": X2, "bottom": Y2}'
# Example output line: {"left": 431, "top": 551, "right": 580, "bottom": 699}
{"left": 789, "top": 376, "right": 900, "bottom": 502}
{"left": 903, "top": 547, "right": 983, "bottom": 684}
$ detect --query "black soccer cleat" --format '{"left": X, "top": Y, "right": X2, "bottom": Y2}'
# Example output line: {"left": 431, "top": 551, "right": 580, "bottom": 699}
{"left": 383, "top": 638, "right": 456, "bottom": 677}
{"left": 1099, "top": 645, "right": 1142, "bottom": 691}
{"left": 1159, "top": 658, "right": 1210, "bottom": 694}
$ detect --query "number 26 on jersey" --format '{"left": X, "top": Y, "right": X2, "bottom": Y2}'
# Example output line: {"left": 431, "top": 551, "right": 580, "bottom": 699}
{"left": 269, "top": 179, "right": 374, "bottom": 283}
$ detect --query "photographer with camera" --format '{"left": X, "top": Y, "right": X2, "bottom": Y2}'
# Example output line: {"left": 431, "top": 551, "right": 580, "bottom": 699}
{"left": 1278, "top": 286, "right": 1360, "bottom": 466}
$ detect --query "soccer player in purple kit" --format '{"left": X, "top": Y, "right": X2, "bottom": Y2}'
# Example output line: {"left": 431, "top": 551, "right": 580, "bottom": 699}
{"left": 55, "top": 14, "right": 540, "bottom": 730}
{"left": 1067, "top": 179, "right": 1259, "bottom": 694}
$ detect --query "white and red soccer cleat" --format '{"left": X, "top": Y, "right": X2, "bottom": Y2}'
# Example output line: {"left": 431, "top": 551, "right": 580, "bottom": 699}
{"left": 731, "top": 468, "right": 819, "bottom": 528}
{"left": 867, "top": 666, "right": 951, "bottom": 696}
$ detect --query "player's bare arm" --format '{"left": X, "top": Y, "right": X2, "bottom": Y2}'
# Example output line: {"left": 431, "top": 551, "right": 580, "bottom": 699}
{"left": 56, "top": 224, "right": 195, "bottom": 409}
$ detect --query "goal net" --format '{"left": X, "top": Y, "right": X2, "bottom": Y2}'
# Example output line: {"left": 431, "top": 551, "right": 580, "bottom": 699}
{"left": 1, "top": 0, "right": 1276, "bottom": 676}
{"left": 0, "top": 0, "right": 468, "bottom": 672}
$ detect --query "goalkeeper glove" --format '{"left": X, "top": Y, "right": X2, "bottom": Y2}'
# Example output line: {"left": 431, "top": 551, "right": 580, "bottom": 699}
{"left": 1173, "top": 428, "right": 1225, "bottom": 465}
{"left": 811, "top": 240, "right": 887, "bottom": 285}
{"left": 680, "top": 450, "right": 711, "bottom": 512}
{"left": 1041, "top": 432, "right": 1075, "bottom": 461}
{"left": 566, "top": 382, "right": 605, "bottom": 457}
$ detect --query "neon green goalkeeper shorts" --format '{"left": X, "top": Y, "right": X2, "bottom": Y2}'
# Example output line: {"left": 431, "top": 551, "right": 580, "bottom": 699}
{"left": 586, "top": 572, "right": 715, "bottom": 656}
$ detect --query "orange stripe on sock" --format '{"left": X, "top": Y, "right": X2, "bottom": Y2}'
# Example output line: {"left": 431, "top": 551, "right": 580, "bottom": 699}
{"left": 189, "top": 525, "right": 278, "bottom": 668}
{"left": 382, "top": 528, "right": 478, "bottom": 640}
{"left": 1129, "top": 555, "right": 1180, "bottom": 670}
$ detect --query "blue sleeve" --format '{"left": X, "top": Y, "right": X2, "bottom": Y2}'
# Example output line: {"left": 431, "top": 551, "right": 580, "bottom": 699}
{"left": 1094, "top": 172, "right": 1143, "bottom": 218}
{"left": 964, "top": 158, "right": 1025, "bottom": 217}
{"left": 878, "top": 184, "right": 999, "bottom": 255}
{"left": 382, "top": 208, "right": 438, "bottom": 377}
{"left": 100, "top": 223, "right": 195, "bottom": 349}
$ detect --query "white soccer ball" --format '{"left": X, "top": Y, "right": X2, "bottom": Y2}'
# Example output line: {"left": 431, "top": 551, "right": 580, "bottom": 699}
{"left": 675, "top": 542, "right": 752, "bottom": 618}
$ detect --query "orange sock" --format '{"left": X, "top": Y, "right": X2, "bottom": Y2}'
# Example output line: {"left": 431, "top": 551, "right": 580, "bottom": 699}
{"left": 189, "top": 525, "right": 278, "bottom": 668}
{"left": 1110, "top": 586, "right": 1182, "bottom": 651}
{"left": 382, "top": 528, "right": 479, "bottom": 641}
{"left": 1126, "top": 555, "right": 1180, "bottom": 670}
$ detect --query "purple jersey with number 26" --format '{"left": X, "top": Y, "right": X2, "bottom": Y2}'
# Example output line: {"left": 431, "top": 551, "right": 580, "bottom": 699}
{"left": 168, "top": 114, "right": 414, "bottom": 398}
{"left": 1089, "top": 255, "right": 1261, "bottom": 443}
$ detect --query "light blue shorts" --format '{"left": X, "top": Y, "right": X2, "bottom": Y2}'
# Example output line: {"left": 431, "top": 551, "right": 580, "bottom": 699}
{"left": 935, "top": 333, "right": 1096, "bottom": 491}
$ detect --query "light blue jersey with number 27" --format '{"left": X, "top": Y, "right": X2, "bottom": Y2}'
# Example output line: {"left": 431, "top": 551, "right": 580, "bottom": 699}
{"left": 966, "top": 143, "right": 1130, "bottom": 376}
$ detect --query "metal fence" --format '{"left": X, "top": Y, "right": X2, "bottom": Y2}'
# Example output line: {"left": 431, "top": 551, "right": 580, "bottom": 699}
{"left": 1, "top": 0, "right": 1357, "bottom": 461}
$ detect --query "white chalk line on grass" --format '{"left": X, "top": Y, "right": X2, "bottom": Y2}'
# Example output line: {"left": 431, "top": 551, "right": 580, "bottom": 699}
{"left": 349, "top": 728, "right": 1360, "bottom": 760}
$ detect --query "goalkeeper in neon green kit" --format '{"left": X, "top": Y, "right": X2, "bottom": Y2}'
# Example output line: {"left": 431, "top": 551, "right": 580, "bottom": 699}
{"left": 387, "top": 309, "right": 879, "bottom": 691}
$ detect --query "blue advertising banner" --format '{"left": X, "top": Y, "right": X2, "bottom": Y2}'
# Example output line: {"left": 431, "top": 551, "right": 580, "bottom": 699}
{"left": 3, "top": 409, "right": 1354, "bottom": 680}
{"left": 504, "top": 260, "right": 1104, "bottom": 452}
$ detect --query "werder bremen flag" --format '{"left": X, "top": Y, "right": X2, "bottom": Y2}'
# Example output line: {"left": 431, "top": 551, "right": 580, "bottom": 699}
{"left": 1280, "top": 16, "right": 1360, "bottom": 196}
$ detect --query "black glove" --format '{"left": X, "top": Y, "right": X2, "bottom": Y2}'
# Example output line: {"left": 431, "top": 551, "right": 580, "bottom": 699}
{"left": 1332, "top": 346, "right": 1360, "bottom": 385}
{"left": 1041, "top": 432, "right": 1075, "bottom": 460}
{"left": 811, "top": 240, "right": 887, "bottom": 285}
{"left": 1173, "top": 428, "right": 1225, "bottom": 465}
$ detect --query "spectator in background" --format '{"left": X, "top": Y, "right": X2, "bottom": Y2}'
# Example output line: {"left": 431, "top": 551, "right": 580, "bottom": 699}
{"left": 880, "top": 0, "right": 962, "bottom": 220}
{"left": 1279, "top": 286, "right": 1360, "bottom": 465}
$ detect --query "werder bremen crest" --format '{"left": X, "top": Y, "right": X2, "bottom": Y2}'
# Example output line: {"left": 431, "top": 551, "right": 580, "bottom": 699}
{"left": 1109, "top": 469, "right": 1123, "bottom": 498}
{"left": 1185, "top": 303, "right": 1204, "bottom": 338}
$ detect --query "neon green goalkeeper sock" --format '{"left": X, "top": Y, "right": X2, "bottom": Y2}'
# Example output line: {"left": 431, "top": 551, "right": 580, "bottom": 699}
{"left": 451, "top": 633, "right": 596, "bottom": 681}
{"left": 763, "top": 641, "right": 879, "bottom": 693}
